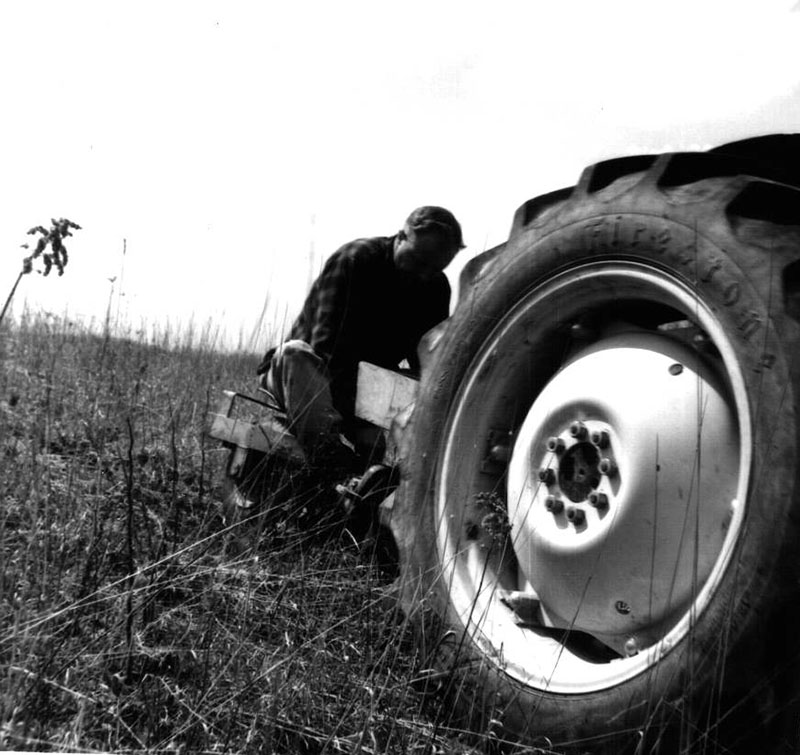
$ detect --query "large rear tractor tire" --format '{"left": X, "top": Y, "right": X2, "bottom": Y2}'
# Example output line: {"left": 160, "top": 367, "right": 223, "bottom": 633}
{"left": 394, "top": 147, "right": 800, "bottom": 752}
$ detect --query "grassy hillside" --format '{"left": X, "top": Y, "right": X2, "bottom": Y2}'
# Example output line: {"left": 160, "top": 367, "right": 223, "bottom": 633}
{"left": 0, "top": 315, "right": 486, "bottom": 754}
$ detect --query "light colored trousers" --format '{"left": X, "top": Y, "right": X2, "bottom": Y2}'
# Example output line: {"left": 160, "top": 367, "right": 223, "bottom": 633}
{"left": 259, "top": 340, "right": 344, "bottom": 450}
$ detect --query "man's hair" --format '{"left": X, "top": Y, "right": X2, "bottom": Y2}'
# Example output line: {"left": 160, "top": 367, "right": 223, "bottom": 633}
{"left": 405, "top": 206, "right": 465, "bottom": 251}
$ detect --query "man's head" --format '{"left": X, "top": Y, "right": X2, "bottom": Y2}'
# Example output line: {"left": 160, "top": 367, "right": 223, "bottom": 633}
{"left": 393, "top": 206, "right": 464, "bottom": 281}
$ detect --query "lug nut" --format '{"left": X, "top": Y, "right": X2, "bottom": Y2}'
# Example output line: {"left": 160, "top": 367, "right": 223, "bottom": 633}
{"left": 588, "top": 491, "right": 608, "bottom": 508}
{"left": 546, "top": 436, "right": 565, "bottom": 454}
{"left": 598, "top": 458, "right": 617, "bottom": 476}
{"left": 544, "top": 495, "right": 563, "bottom": 513}
{"left": 624, "top": 637, "right": 639, "bottom": 657}
{"left": 590, "top": 429, "right": 609, "bottom": 449}
{"left": 538, "top": 468, "right": 556, "bottom": 485}
{"left": 489, "top": 443, "right": 511, "bottom": 463}
{"left": 570, "top": 322, "right": 595, "bottom": 341}
{"left": 566, "top": 507, "right": 585, "bottom": 525}
{"left": 569, "top": 421, "right": 588, "bottom": 440}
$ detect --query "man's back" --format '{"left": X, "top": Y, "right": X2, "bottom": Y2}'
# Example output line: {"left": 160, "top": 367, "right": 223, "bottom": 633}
{"left": 290, "top": 235, "right": 450, "bottom": 416}
{"left": 257, "top": 205, "right": 463, "bottom": 464}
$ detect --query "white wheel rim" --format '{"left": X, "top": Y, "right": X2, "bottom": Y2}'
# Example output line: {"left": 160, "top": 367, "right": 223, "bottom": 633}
{"left": 435, "top": 262, "right": 751, "bottom": 693}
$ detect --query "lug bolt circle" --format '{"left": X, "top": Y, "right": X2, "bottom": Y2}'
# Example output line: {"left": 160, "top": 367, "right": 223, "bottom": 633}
{"left": 590, "top": 429, "right": 610, "bottom": 449}
{"left": 546, "top": 436, "right": 566, "bottom": 454}
{"left": 598, "top": 458, "right": 617, "bottom": 476}
{"left": 538, "top": 467, "right": 556, "bottom": 485}
{"left": 545, "top": 495, "right": 563, "bottom": 513}
{"left": 569, "top": 421, "right": 588, "bottom": 440}
{"left": 566, "top": 506, "right": 586, "bottom": 525}
{"left": 588, "top": 491, "right": 608, "bottom": 508}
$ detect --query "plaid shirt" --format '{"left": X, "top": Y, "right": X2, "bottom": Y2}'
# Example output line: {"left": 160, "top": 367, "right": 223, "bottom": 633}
{"left": 258, "top": 235, "right": 450, "bottom": 417}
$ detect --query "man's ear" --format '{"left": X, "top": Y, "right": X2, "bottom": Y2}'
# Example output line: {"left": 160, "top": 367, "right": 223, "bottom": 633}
{"left": 397, "top": 229, "right": 407, "bottom": 241}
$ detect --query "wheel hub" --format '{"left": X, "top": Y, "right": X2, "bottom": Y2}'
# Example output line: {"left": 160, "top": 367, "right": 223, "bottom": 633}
{"left": 507, "top": 330, "right": 739, "bottom": 640}
{"left": 557, "top": 441, "right": 601, "bottom": 501}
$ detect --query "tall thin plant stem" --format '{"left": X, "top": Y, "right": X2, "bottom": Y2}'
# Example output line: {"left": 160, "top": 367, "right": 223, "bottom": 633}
{"left": 0, "top": 270, "right": 24, "bottom": 327}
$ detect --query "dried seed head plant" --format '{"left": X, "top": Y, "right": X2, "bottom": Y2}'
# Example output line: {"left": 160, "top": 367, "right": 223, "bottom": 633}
{"left": 1, "top": 217, "right": 82, "bottom": 326}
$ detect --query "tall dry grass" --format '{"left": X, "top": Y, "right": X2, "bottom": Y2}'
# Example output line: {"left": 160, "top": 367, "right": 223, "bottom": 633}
{"left": 0, "top": 313, "right": 487, "bottom": 754}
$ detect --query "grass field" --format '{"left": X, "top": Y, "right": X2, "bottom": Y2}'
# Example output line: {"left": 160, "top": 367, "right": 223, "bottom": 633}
{"left": 0, "top": 314, "right": 490, "bottom": 754}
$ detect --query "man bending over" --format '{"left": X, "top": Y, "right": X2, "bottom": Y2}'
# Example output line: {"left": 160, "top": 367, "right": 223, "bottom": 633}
{"left": 256, "top": 205, "right": 464, "bottom": 469}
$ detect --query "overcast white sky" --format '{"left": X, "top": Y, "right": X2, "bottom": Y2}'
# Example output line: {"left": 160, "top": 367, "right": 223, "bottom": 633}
{"left": 1, "top": 0, "right": 799, "bottom": 351}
